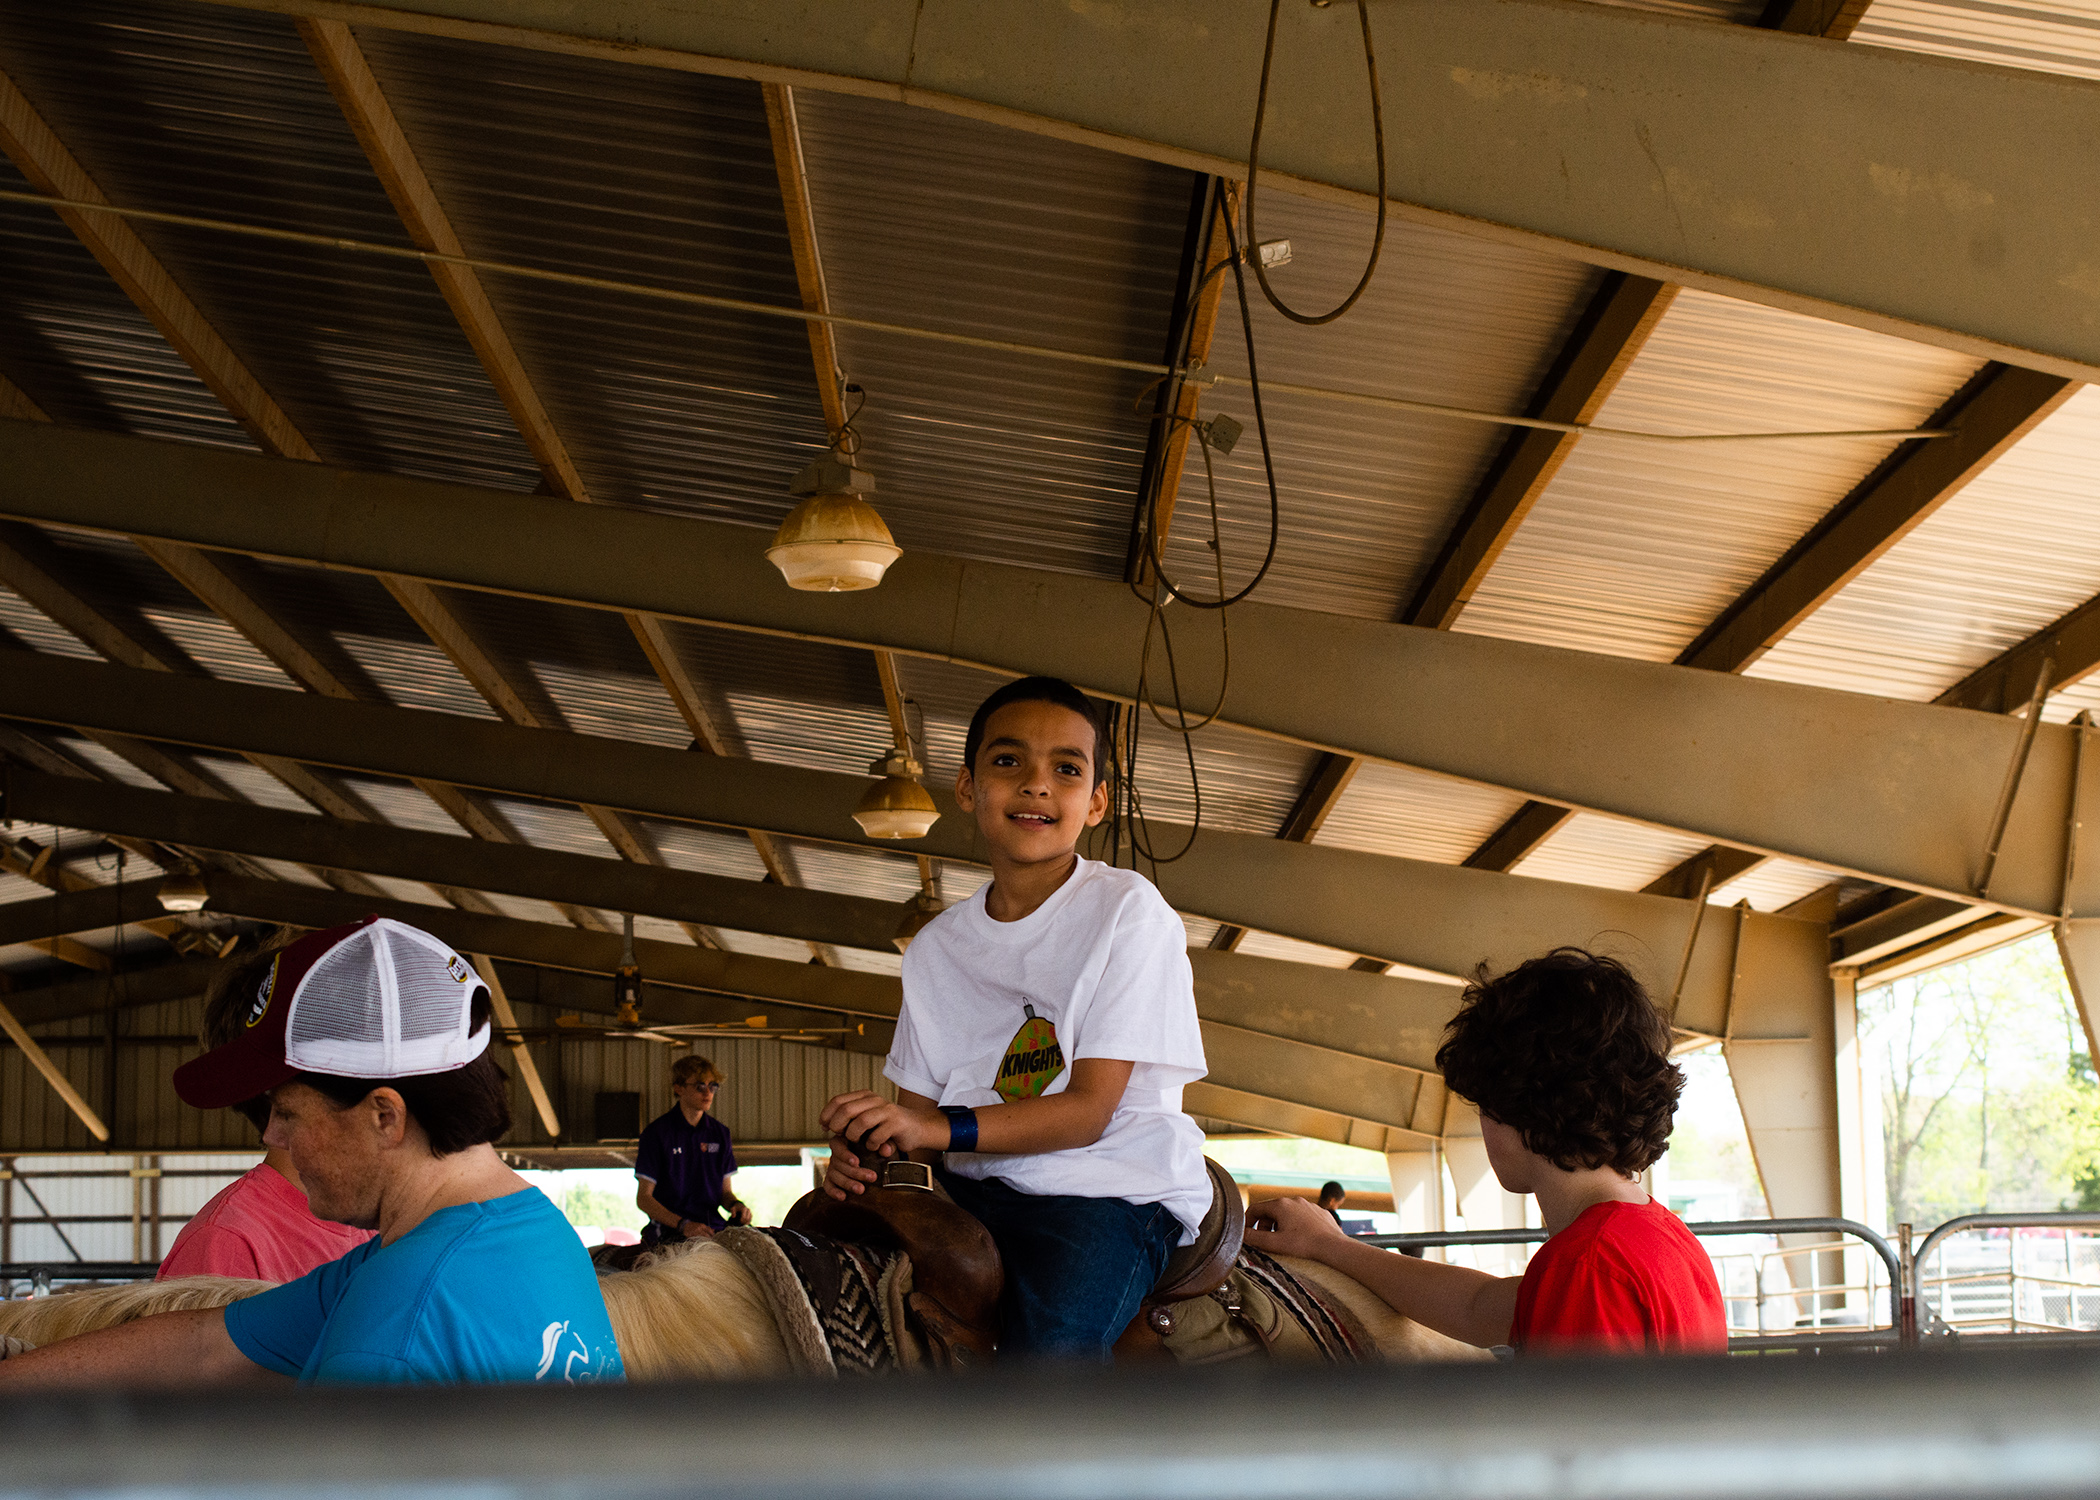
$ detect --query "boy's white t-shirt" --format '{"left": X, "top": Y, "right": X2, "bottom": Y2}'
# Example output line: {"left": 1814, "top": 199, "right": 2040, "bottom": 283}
{"left": 884, "top": 857, "right": 1212, "bottom": 1244}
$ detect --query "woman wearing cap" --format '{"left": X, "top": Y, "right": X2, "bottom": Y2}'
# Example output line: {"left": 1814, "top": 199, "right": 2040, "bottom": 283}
{"left": 0, "top": 918, "right": 624, "bottom": 1387}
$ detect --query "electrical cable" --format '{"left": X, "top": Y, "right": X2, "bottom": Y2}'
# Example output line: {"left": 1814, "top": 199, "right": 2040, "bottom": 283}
{"left": 1243, "top": 0, "right": 1386, "bottom": 326}
{"left": 0, "top": 188, "right": 1955, "bottom": 446}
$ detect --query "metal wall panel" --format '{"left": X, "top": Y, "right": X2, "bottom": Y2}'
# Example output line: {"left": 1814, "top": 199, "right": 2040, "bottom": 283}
{"left": 1459, "top": 289, "right": 1983, "bottom": 662}
{"left": 1748, "top": 387, "right": 2100, "bottom": 708}
{"left": 1160, "top": 188, "right": 1601, "bottom": 620}
{"left": 1856, "top": 1, "right": 2100, "bottom": 81}
{"left": 0, "top": 0, "right": 540, "bottom": 489}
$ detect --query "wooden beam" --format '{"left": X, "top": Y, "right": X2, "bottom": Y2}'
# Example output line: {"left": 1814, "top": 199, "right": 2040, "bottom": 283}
{"left": 759, "top": 81, "right": 919, "bottom": 930}
{"left": 1406, "top": 274, "right": 1678, "bottom": 631}
{"left": 1939, "top": 592, "right": 2100, "bottom": 714}
{"left": 0, "top": 994, "right": 109, "bottom": 1141}
{"left": 0, "top": 69, "right": 315, "bottom": 461}
{"left": 1761, "top": 0, "right": 1874, "bottom": 38}
{"left": 0, "top": 373, "right": 48, "bottom": 424}
{"left": 472, "top": 954, "right": 561, "bottom": 1138}
{"left": 1463, "top": 801, "right": 1576, "bottom": 875}
{"left": 1643, "top": 844, "right": 1767, "bottom": 901}
{"left": 1127, "top": 177, "right": 1235, "bottom": 587}
{"left": 1679, "top": 364, "right": 2079, "bottom": 675}
{"left": 0, "top": 88, "right": 533, "bottom": 911}
{"left": 299, "top": 17, "right": 587, "bottom": 502}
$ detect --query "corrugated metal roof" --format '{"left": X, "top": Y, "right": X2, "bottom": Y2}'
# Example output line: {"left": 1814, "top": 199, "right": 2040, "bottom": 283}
{"left": 1747, "top": 386, "right": 2100, "bottom": 709}
{"left": 352, "top": 24, "right": 827, "bottom": 520}
{"left": 1235, "top": 930, "right": 1360, "bottom": 969}
{"left": 1855, "top": 0, "right": 2100, "bottom": 80}
{"left": 1509, "top": 812, "right": 1713, "bottom": 892}
{"left": 1715, "top": 857, "right": 1842, "bottom": 913}
{"left": 792, "top": 90, "right": 1191, "bottom": 579}
{"left": 892, "top": 653, "right": 1323, "bottom": 837}
{"left": 0, "top": 0, "right": 541, "bottom": 489}
{"left": 0, "top": 155, "right": 242, "bottom": 447}
{"left": 1457, "top": 288, "right": 1983, "bottom": 661}
{"left": 1312, "top": 761, "right": 1532, "bottom": 866}
{"left": 1160, "top": 188, "right": 1600, "bottom": 621}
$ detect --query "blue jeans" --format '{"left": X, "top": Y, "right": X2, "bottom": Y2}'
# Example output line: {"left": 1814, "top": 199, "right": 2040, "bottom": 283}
{"left": 937, "top": 1168, "right": 1179, "bottom": 1361}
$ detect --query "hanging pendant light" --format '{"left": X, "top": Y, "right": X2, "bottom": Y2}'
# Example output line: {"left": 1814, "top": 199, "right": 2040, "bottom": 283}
{"left": 767, "top": 453, "right": 900, "bottom": 592}
{"left": 852, "top": 748, "right": 939, "bottom": 840}
{"left": 613, "top": 913, "right": 644, "bottom": 1026}
{"left": 892, "top": 892, "right": 946, "bottom": 952}
{"left": 157, "top": 865, "right": 209, "bottom": 913}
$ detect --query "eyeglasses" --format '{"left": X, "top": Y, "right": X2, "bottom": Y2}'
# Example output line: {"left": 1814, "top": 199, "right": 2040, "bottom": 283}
{"left": 683, "top": 1080, "right": 721, "bottom": 1092}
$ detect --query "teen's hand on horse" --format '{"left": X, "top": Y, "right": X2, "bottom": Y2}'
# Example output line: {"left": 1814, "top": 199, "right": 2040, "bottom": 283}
{"left": 1243, "top": 1195, "right": 1350, "bottom": 1262}
{"left": 727, "top": 1202, "right": 753, "bottom": 1227}
{"left": 680, "top": 1220, "right": 715, "bottom": 1241}
{"left": 822, "top": 1136, "right": 880, "bottom": 1200}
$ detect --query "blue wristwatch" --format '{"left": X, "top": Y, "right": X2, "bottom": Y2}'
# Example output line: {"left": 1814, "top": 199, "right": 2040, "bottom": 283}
{"left": 938, "top": 1105, "right": 979, "bottom": 1152}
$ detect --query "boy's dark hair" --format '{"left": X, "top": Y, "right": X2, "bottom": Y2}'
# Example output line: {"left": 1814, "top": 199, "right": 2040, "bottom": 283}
{"left": 199, "top": 933, "right": 296, "bottom": 1133}
{"left": 1434, "top": 948, "right": 1683, "bottom": 1176}
{"left": 962, "top": 676, "right": 1111, "bottom": 788}
{"left": 1318, "top": 1181, "right": 1346, "bottom": 1202}
{"left": 205, "top": 934, "right": 510, "bottom": 1155}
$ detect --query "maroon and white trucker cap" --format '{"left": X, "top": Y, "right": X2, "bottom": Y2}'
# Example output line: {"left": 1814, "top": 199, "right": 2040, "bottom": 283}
{"left": 174, "top": 916, "right": 490, "bottom": 1110}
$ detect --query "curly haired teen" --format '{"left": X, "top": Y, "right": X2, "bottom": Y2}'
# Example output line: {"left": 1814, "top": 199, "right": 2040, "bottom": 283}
{"left": 1244, "top": 949, "right": 1725, "bottom": 1356}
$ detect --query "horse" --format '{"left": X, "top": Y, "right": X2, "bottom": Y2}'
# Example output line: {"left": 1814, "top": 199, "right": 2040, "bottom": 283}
{"left": 0, "top": 1170, "right": 1485, "bottom": 1377}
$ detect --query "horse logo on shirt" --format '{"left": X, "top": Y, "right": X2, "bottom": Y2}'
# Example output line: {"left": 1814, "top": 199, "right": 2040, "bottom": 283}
{"left": 996, "top": 1003, "right": 1064, "bottom": 1101}
{"left": 537, "top": 1319, "right": 591, "bottom": 1383}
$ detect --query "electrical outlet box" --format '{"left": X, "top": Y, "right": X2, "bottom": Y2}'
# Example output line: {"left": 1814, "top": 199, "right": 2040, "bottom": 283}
{"left": 1204, "top": 413, "right": 1244, "bottom": 456}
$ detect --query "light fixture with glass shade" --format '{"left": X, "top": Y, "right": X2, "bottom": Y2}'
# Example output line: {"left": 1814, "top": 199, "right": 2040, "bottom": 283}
{"left": 157, "top": 866, "right": 209, "bottom": 913}
{"left": 766, "top": 452, "right": 900, "bottom": 593}
{"left": 892, "top": 891, "right": 946, "bottom": 952}
{"left": 852, "top": 748, "right": 939, "bottom": 840}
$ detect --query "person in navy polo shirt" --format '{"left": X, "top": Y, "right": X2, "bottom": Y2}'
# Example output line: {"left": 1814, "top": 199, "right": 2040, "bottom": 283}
{"left": 635, "top": 1055, "right": 751, "bottom": 1243}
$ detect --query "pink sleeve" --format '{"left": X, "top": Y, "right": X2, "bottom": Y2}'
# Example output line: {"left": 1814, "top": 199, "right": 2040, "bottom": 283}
{"left": 157, "top": 1224, "right": 264, "bottom": 1281}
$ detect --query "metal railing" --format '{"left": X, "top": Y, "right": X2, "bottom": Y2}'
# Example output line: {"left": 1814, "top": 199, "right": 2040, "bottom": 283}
{"left": 1367, "top": 1217, "right": 1903, "bottom": 1351}
{"left": 1, "top": 1261, "right": 161, "bottom": 1299}
{"left": 1909, "top": 1212, "right": 2100, "bottom": 1340}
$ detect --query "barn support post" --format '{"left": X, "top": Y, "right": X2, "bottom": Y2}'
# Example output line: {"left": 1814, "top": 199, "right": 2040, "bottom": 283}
{"left": 1440, "top": 1098, "right": 1530, "bottom": 1278}
{"left": 1385, "top": 1142, "right": 1446, "bottom": 1243}
{"left": 1714, "top": 904, "right": 1844, "bottom": 1320}
{"left": 1831, "top": 966, "right": 1888, "bottom": 1316}
{"left": 2052, "top": 718, "right": 2100, "bottom": 1070}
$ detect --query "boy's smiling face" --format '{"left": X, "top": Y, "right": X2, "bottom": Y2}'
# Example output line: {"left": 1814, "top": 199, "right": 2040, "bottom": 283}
{"left": 955, "top": 699, "right": 1108, "bottom": 868}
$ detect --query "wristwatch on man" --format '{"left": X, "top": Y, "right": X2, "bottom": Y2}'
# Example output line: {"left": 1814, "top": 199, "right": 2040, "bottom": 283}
{"left": 675, "top": 1217, "right": 693, "bottom": 1235}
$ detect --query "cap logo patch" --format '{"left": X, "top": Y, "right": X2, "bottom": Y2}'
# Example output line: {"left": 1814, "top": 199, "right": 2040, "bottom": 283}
{"left": 445, "top": 954, "right": 471, "bottom": 984}
{"left": 245, "top": 958, "right": 280, "bottom": 1028}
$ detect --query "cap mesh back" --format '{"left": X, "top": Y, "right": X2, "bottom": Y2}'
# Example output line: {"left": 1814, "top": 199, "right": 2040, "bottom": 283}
{"left": 394, "top": 937, "right": 470, "bottom": 1042}
{"left": 288, "top": 939, "right": 386, "bottom": 1056}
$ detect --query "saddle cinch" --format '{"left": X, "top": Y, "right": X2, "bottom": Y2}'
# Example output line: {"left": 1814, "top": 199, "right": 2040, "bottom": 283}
{"left": 782, "top": 1156, "right": 1244, "bottom": 1367}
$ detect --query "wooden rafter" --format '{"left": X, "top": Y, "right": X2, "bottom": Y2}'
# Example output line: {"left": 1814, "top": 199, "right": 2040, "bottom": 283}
{"left": 763, "top": 80, "right": 929, "bottom": 918}
{"left": 1679, "top": 363, "right": 2079, "bottom": 675}
{"left": 304, "top": 27, "right": 833, "bottom": 954}
{"left": 0, "top": 62, "right": 668, "bottom": 940}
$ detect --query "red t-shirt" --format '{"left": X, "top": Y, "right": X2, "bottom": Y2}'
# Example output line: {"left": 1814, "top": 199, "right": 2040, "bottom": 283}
{"left": 156, "top": 1164, "right": 373, "bottom": 1283}
{"left": 1510, "top": 1199, "right": 1726, "bottom": 1355}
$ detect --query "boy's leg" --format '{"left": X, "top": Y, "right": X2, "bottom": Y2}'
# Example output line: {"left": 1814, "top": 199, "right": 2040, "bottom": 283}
{"left": 940, "top": 1171, "right": 1179, "bottom": 1360}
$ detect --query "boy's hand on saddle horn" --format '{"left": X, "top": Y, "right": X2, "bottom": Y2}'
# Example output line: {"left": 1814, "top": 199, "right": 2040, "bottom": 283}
{"left": 821, "top": 1138, "right": 880, "bottom": 1200}
{"left": 1242, "top": 1194, "right": 1352, "bottom": 1263}
{"left": 821, "top": 1092, "right": 945, "bottom": 1162}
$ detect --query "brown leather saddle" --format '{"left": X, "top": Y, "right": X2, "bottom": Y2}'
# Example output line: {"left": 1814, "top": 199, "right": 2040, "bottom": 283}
{"left": 784, "top": 1156, "right": 1244, "bottom": 1364}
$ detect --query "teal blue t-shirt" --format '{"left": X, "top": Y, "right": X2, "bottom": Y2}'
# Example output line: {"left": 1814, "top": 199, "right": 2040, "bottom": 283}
{"left": 224, "top": 1187, "right": 623, "bottom": 1385}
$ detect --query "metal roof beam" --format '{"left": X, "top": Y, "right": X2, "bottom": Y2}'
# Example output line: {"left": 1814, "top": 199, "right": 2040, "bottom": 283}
{"left": 1679, "top": 365, "right": 2079, "bottom": 675}
{"left": 70, "top": 872, "right": 1435, "bottom": 1134}
{"left": 182, "top": 0, "right": 2100, "bottom": 383}
{"left": 0, "top": 650, "right": 1821, "bottom": 1025}
{"left": 7, "top": 421, "right": 2093, "bottom": 916}
{"left": 3, "top": 769, "right": 907, "bottom": 956}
